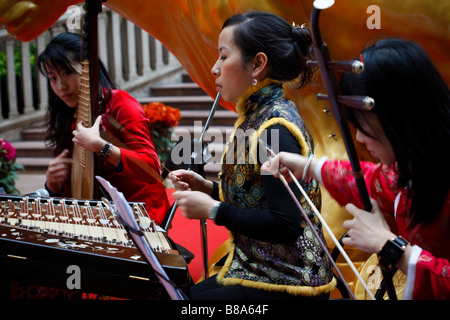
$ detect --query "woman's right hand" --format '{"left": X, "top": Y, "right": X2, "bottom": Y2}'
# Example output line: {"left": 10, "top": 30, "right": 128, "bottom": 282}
{"left": 45, "top": 149, "right": 72, "bottom": 193}
{"left": 169, "top": 169, "right": 214, "bottom": 195}
{"left": 261, "top": 151, "right": 313, "bottom": 182}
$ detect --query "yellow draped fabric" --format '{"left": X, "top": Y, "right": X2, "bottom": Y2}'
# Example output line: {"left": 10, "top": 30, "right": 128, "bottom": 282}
{"left": 2, "top": 0, "right": 448, "bottom": 298}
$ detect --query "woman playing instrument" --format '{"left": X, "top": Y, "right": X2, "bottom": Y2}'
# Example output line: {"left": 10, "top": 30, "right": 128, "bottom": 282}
{"left": 38, "top": 32, "right": 170, "bottom": 225}
{"left": 262, "top": 38, "right": 450, "bottom": 299}
{"left": 171, "top": 11, "right": 336, "bottom": 300}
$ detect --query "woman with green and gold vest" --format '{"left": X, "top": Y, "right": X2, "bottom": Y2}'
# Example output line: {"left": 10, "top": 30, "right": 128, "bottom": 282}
{"left": 171, "top": 11, "right": 336, "bottom": 300}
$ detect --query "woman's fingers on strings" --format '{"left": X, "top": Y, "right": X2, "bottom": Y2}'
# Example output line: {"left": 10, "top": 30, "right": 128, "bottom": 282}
{"left": 341, "top": 235, "right": 353, "bottom": 247}
{"left": 342, "top": 217, "right": 354, "bottom": 230}
{"left": 344, "top": 203, "right": 361, "bottom": 218}
{"left": 346, "top": 198, "right": 381, "bottom": 217}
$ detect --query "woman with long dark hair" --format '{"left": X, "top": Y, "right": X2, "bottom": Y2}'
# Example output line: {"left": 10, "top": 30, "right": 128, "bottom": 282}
{"left": 38, "top": 32, "right": 169, "bottom": 225}
{"left": 263, "top": 38, "right": 450, "bottom": 299}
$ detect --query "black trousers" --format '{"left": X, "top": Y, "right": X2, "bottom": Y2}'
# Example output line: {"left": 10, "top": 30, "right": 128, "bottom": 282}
{"left": 189, "top": 275, "right": 330, "bottom": 300}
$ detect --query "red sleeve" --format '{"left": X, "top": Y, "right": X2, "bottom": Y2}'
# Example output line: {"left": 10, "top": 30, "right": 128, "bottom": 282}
{"left": 413, "top": 250, "right": 450, "bottom": 300}
{"left": 320, "top": 159, "right": 398, "bottom": 213}
{"left": 105, "top": 90, "right": 161, "bottom": 184}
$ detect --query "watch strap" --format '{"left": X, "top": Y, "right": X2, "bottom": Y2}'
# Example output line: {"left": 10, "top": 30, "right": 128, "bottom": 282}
{"left": 98, "top": 142, "right": 113, "bottom": 161}
{"left": 378, "top": 236, "right": 409, "bottom": 271}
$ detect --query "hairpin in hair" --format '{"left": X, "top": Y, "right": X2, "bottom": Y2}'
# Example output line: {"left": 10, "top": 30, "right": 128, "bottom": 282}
{"left": 292, "top": 22, "right": 307, "bottom": 29}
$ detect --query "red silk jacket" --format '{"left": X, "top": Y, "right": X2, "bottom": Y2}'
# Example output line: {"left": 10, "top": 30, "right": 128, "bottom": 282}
{"left": 320, "top": 159, "right": 450, "bottom": 300}
{"left": 61, "top": 89, "right": 169, "bottom": 225}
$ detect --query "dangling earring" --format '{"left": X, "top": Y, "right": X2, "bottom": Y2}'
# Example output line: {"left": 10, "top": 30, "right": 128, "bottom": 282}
{"left": 252, "top": 78, "right": 258, "bottom": 86}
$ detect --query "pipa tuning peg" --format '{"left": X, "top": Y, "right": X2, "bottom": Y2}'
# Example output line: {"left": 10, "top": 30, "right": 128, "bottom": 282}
{"left": 307, "top": 59, "right": 364, "bottom": 74}
{"left": 317, "top": 94, "right": 375, "bottom": 110}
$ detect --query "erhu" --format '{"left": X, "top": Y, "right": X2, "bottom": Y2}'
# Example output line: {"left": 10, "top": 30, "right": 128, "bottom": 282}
{"left": 307, "top": 0, "right": 397, "bottom": 299}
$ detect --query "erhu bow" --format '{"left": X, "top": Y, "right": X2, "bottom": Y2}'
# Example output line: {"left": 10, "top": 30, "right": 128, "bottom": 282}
{"left": 71, "top": 0, "right": 105, "bottom": 200}
{"left": 307, "top": 0, "right": 397, "bottom": 300}
{"left": 261, "top": 141, "right": 360, "bottom": 300}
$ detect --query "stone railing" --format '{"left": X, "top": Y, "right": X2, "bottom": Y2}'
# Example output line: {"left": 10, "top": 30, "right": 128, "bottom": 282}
{"left": 0, "top": 5, "right": 183, "bottom": 140}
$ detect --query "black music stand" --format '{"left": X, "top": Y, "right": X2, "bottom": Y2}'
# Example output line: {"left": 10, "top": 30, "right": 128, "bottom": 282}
{"left": 96, "top": 176, "right": 187, "bottom": 300}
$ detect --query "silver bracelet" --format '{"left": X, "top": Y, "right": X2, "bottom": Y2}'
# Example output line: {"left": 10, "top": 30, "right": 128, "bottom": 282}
{"left": 209, "top": 202, "right": 221, "bottom": 221}
{"left": 302, "top": 155, "right": 314, "bottom": 180}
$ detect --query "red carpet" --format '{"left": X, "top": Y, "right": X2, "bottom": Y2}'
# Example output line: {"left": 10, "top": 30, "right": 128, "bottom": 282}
{"left": 165, "top": 189, "right": 229, "bottom": 283}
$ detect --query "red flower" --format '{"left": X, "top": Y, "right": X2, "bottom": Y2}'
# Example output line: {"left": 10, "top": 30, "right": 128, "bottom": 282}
{"left": 143, "top": 102, "right": 181, "bottom": 126}
{"left": 142, "top": 102, "right": 182, "bottom": 164}
{"left": 0, "top": 139, "right": 16, "bottom": 161}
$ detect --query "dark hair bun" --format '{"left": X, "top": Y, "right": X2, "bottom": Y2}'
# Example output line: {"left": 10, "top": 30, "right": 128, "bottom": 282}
{"left": 292, "top": 26, "right": 312, "bottom": 57}
{"left": 223, "top": 12, "right": 315, "bottom": 87}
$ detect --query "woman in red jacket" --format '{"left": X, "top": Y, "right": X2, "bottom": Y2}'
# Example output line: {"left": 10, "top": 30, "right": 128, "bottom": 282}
{"left": 262, "top": 38, "right": 450, "bottom": 299}
{"left": 38, "top": 32, "right": 169, "bottom": 225}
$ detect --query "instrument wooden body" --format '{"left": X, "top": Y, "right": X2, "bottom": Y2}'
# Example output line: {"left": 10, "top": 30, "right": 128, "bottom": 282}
{"left": 71, "top": 0, "right": 102, "bottom": 200}
{"left": 0, "top": 194, "right": 189, "bottom": 299}
{"left": 71, "top": 60, "right": 95, "bottom": 199}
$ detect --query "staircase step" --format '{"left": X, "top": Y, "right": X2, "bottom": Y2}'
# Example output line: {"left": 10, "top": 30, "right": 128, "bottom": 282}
{"left": 15, "top": 173, "right": 47, "bottom": 195}
{"left": 150, "top": 83, "right": 207, "bottom": 97}
{"left": 16, "top": 156, "right": 222, "bottom": 182}
{"left": 21, "top": 126, "right": 47, "bottom": 141}
{"left": 14, "top": 143, "right": 227, "bottom": 174}
{"left": 12, "top": 77, "right": 233, "bottom": 189}
{"left": 18, "top": 123, "right": 237, "bottom": 141}
{"left": 181, "top": 73, "right": 193, "bottom": 83}
{"left": 172, "top": 125, "right": 233, "bottom": 142}
{"left": 16, "top": 156, "right": 51, "bottom": 173}
{"left": 12, "top": 140, "right": 53, "bottom": 157}
{"left": 178, "top": 110, "right": 238, "bottom": 126}
{"left": 138, "top": 95, "right": 223, "bottom": 111}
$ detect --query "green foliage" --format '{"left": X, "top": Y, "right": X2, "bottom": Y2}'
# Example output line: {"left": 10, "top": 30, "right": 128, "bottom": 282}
{"left": 149, "top": 121, "right": 175, "bottom": 164}
{"left": 0, "top": 42, "right": 37, "bottom": 79}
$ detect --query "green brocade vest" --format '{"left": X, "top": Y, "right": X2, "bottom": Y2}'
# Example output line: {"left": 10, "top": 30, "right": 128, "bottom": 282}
{"left": 217, "top": 81, "right": 336, "bottom": 296}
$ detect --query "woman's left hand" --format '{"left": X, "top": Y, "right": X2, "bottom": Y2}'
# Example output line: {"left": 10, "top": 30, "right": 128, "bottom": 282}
{"left": 342, "top": 198, "right": 395, "bottom": 253}
{"left": 72, "top": 115, "right": 104, "bottom": 152}
{"left": 172, "top": 190, "right": 218, "bottom": 220}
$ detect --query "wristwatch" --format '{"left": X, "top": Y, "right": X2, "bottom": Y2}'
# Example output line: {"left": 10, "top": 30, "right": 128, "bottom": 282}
{"left": 377, "top": 236, "right": 409, "bottom": 271}
{"left": 98, "top": 142, "right": 113, "bottom": 161}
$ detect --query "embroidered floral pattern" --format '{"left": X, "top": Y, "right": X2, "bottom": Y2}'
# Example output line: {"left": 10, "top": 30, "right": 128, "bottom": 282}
{"left": 219, "top": 83, "right": 333, "bottom": 292}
